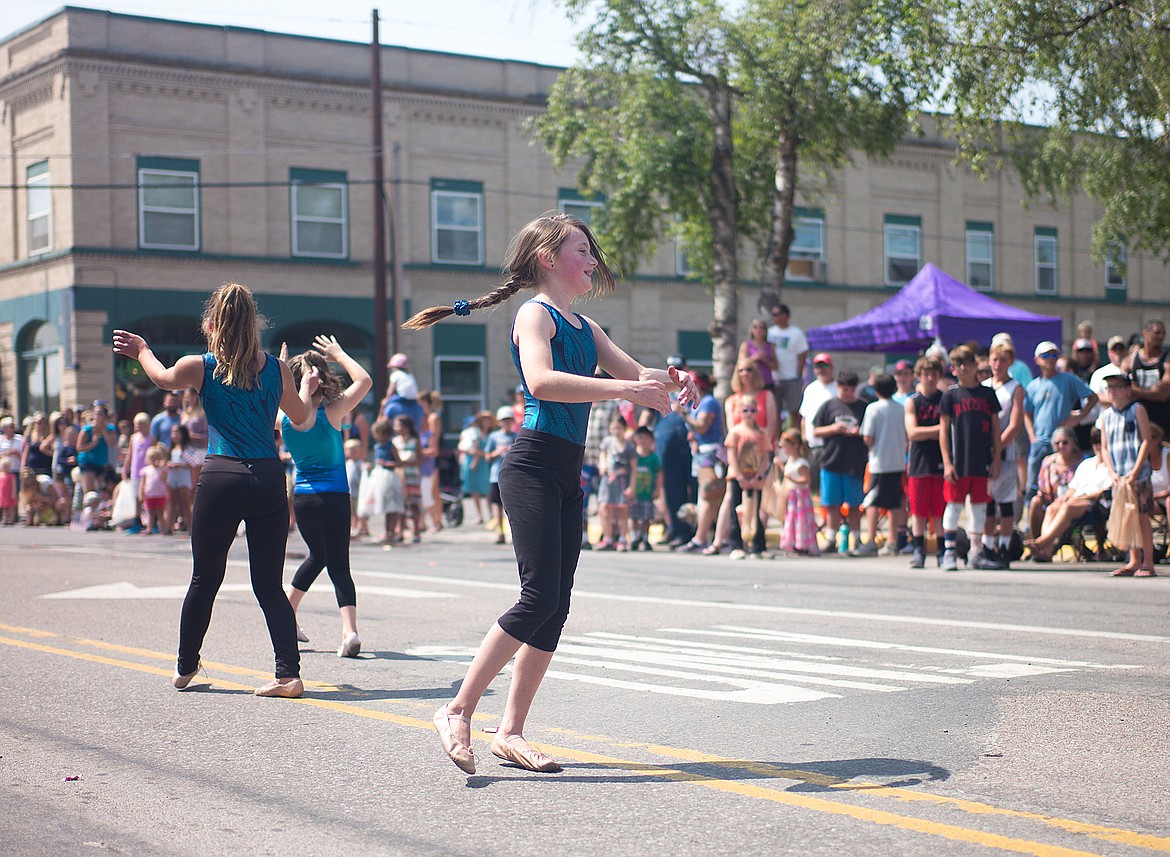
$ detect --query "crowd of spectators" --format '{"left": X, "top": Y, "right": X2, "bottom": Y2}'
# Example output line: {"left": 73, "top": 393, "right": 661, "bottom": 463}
{"left": 4, "top": 315, "right": 1168, "bottom": 576}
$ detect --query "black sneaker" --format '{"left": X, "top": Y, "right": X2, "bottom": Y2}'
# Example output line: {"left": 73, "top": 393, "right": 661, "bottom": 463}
{"left": 997, "top": 545, "right": 1011, "bottom": 569}
{"left": 971, "top": 548, "right": 1005, "bottom": 570}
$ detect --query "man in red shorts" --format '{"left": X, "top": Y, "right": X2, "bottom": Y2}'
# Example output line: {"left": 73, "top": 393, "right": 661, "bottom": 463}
{"left": 939, "top": 344, "right": 1002, "bottom": 571}
{"left": 904, "top": 356, "right": 946, "bottom": 568}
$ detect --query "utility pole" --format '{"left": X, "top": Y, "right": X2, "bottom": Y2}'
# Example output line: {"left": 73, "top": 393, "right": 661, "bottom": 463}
{"left": 370, "top": 9, "right": 388, "bottom": 401}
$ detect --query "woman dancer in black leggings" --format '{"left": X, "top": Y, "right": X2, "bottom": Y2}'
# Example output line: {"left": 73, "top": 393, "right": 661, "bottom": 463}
{"left": 404, "top": 212, "right": 698, "bottom": 774}
{"left": 113, "top": 282, "right": 318, "bottom": 698}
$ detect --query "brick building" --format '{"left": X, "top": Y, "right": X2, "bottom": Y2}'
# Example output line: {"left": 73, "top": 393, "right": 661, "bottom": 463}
{"left": 0, "top": 8, "right": 1162, "bottom": 434}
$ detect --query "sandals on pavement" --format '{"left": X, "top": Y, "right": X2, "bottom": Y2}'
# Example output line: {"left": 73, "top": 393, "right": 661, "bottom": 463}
{"left": 1135, "top": 567, "right": 1158, "bottom": 577}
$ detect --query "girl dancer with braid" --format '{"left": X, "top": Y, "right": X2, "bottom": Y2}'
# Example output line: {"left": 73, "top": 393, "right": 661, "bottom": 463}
{"left": 404, "top": 212, "right": 699, "bottom": 774}
{"left": 113, "top": 283, "right": 319, "bottom": 698}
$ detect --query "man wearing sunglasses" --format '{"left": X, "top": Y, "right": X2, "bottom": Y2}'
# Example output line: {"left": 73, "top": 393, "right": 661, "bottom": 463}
{"left": 767, "top": 304, "right": 808, "bottom": 430}
{"left": 1024, "top": 341, "right": 1097, "bottom": 512}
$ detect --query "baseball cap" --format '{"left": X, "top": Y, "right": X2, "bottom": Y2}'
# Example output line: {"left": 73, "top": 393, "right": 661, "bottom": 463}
{"left": 496, "top": 406, "right": 515, "bottom": 422}
{"left": 1107, "top": 335, "right": 1127, "bottom": 350}
{"left": 813, "top": 352, "right": 833, "bottom": 366}
{"left": 893, "top": 359, "right": 913, "bottom": 372}
{"left": 1074, "top": 338, "right": 1095, "bottom": 351}
{"left": 990, "top": 332, "right": 1014, "bottom": 347}
{"left": 1034, "top": 341, "right": 1059, "bottom": 358}
{"left": 666, "top": 354, "right": 686, "bottom": 368}
{"left": 387, "top": 353, "right": 409, "bottom": 369}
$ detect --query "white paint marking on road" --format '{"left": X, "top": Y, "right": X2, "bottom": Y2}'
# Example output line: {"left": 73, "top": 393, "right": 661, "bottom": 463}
{"left": 31, "top": 545, "right": 1170, "bottom": 644}
{"left": 542, "top": 666, "right": 836, "bottom": 704}
{"left": 556, "top": 640, "right": 969, "bottom": 686}
{"left": 40, "top": 581, "right": 453, "bottom": 600}
{"left": 669, "top": 626, "right": 1136, "bottom": 669}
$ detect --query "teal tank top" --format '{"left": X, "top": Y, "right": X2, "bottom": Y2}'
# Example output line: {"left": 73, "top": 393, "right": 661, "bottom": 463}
{"left": 510, "top": 300, "right": 597, "bottom": 446}
{"left": 201, "top": 352, "right": 282, "bottom": 459}
{"left": 282, "top": 406, "right": 348, "bottom": 494}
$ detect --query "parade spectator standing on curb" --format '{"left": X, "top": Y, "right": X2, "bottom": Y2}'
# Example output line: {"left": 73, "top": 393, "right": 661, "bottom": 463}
{"left": 813, "top": 370, "right": 867, "bottom": 554}
{"left": 150, "top": 392, "right": 182, "bottom": 450}
{"left": 112, "top": 282, "right": 318, "bottom": 698}
{"left": 598, "top": 414, "right": 633, "bottom": 550}
{"left": 280, "top": 335, "right": 372, "bottom": 658}
{"left": 582, "top": 382, "right": 618, "bottom": 550}
{"left": 1100, "top": 375, "right": 1156, "bottom": 577}
{"left": 1128, "top": 319, "right": 1170, "bottom": 440}
{"left": 1025, "top": 341, "right": 1097, "bottom": 509}
{"left": 1071, "top": 338, "right": 1102, "bottom": 450}
{"left": 678, "top": 372, "right": 724, "bottom": 553}
{"left": 718, "top": 396, "right": 770, "bottom": 558}
{"left": 739, "top": 319, "right": 778, "bottom": 392}
{"left": 120, "top": 413, "right": 151, "bottom": 534}
{"left": 856, "top": 373, "right": 907, "bottom": 556}
{"left": 627, "top": 425, "right": 662, "bottom": 551}
{"left": 939, "top": 345, "right": 1002, "bottom": 571}
{"left": 767, "top": 303, "right": 808, "bottom": 428}
{"left": 984, "top": 341, "right": 1025, "bottom": 568}
{"left": 458, "top": 411, "right": 494, "bottom": 526}
{"left": 892, "top": 360, "right": 915, "bottom": 404}
{"left": 0, "top": 417, "right": 23, "bottom": 471}
{"left": 798, "top": 354, "right": 837, "bottom": 491}
{"left": 1090, "top": 336, "right": 1129, "bottom": 415}
{"left": 76, "top": 402, "right": 116, "bottom": 500}
{"left": 654, "top": 373, "right": 695, "bottom": 547}
{"left": 403, "top": 211, "right": 695, "bottom": 776}
{"left": 485, "top": 406, "right": 516, "bottom": 545}
{"left": 905, "top": 356, "right": 946, "bottom": 568}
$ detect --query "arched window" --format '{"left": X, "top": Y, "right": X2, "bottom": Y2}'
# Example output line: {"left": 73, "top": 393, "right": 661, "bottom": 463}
{"left": 114, "top": 316, "right": 202, "bottom": 419}
{"left": 19, "top": 321, "right": 61, "bottom": 416}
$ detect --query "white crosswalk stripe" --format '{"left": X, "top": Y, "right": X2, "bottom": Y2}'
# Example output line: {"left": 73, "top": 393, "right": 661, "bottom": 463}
{"left": 409, "top": 625, "right": 1135, "bottom": 705}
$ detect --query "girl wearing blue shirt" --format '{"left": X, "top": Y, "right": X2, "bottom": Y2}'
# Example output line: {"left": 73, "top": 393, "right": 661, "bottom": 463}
{"left": 113, "top": 283, "right": 318, "bottom": 698}
{"left": 403, "top": 212, "right": 699, "bottom": 775}
{"left": 280, "top": 335, "right": 372, "bottom": 658}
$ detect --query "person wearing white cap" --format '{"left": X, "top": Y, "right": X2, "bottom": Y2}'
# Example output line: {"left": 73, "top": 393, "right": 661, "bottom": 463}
{"left": 484, "top": 406, "right": 517, "bottom": 545}
{"left": 1023, "top": 340, "right": 1097, "bottom": 511}
{"left": 990, "top": 332, "right": 1034, "bottom": 387}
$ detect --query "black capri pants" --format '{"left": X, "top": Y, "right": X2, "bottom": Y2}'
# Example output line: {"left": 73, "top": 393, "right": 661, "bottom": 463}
{"left": 179, "top": 455, "right": 299, "bottom": 679}
{"left": 291, "top": 491, "right": 357, "bottom": 608}
{"left": 496, "top": 429, "right": 585, "bottom": 653}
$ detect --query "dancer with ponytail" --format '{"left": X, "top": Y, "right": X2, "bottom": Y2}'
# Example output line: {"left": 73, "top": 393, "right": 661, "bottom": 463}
{"left": 404, "top": 212, "right": 699, "bottom": 774}
{"left": 113, "top": 283, "right": 319, "bottom": 698}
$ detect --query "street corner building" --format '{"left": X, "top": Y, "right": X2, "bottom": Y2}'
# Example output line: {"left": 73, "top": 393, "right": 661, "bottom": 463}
{"left": 0, "top": 7, "right": 1161, "bottom": 428}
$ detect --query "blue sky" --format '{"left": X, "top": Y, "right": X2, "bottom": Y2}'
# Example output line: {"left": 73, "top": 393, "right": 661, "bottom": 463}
{"left": 1, "top": 0, "right": 584, "bottom": 66}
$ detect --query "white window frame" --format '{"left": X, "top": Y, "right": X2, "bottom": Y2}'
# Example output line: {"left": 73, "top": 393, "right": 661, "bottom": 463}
{"left": 434, "top": 355, "right": 486, "bottom": 446}
{"left": 675, "top": 242, "right": 693, "bottom": 277}
{"left": 1105, "top": 241, "right": 1127, "bottom": 290}
{"left": 1035, "top": 233, "right": 1058, "bottom": 295}
{"left": 27, "top": 162, "right": 51, "bottom": 256}
{"left": 431, "top": 189, "right": 484, "bottom": 266}
{"left": 965, "top": 228, "right": 994, "bottom": 291}
{"left": 291, "top": 181, "right": 348, "bottom": 259}
{"left": 558, "top": 194, "right": 603, "bottom": 226}
{"left": 788, "top": 214, "right": 825, "bottom": 281}
{"left": 138, "top": 167, "right": 200, "bottom": 251}
{"left": 884, "top": 223, "right": 921, "bottom": 286}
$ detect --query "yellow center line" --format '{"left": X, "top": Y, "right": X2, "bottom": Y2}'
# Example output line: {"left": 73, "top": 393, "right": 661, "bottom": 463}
{"left": 0, "top": 627, "right": 1156, "bottom": 857}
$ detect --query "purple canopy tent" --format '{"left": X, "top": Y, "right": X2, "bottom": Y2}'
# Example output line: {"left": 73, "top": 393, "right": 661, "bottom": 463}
{"left": 807, "top": 264, "right": 1062, "bottom": 361}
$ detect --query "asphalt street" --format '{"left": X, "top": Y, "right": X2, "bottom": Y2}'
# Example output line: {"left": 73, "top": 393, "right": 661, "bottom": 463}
{"left": 2, "top": 518, "right": 1169, "bottom": 857}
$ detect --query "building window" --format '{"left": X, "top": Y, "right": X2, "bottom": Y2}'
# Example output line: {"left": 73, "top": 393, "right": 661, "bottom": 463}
{"left": 19, "top": 321, "right": 61, "bottom": 416}
{"left": 1105, "top": 240, "right": 1127, "bottom": 291}
{"left": 557, "top": 188, "right": 603, "bottom": 225}
{"left": 290, "top": 168, "right": 348, "bottom": 258}
{"left": 433, "top": 323, "right": 487, "bottom": 446}
{"left": 27, "top": 161, "right": 51, "bottom": 255}
{"left": 965, "top": 222, "right": 994, "bottom": 291}
{"left": 884, "top": 215, "right": 921, "bottom": 286}
{"left": 1035, "top": 228, "right": 1058, "bottom": 295}
{"left": 676, "top": 243, "right": 693, "bottom": 277}
{"left": 431, "top": 179, "right": 483, "bottom": 265}
{"left": 676, "top": 330, "right": 714, "bottom": 375}
{"left": 788, "top": 208, "right": 825, "bottom": 281}
{"left": 137, "top": 156, "right": 200, "bottom": 251}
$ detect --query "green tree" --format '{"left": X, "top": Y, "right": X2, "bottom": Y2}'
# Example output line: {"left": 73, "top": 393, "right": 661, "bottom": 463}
{"left": 538, "top": 0, "right": 938, "bottom": 393}
{"left": 945, "top": 1, "right": 1170, "bottom": 261}
{"left": 735, "top": 0, "right": 937, "bottom": 312}
{"left": 539, "top": 0, "right": 742, "bottom": 393}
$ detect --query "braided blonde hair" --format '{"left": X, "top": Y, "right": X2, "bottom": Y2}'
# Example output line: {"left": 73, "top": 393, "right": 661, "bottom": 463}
{"left": 402, "top": 211, "right": 615, "bottom": 330}
{"left": 201, "top": 283, "right": 268, "bottom": 390}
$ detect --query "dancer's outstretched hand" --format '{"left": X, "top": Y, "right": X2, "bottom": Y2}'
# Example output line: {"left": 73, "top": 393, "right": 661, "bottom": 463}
{"left": 669, "top": 365, "right": 699, "bottom": 409}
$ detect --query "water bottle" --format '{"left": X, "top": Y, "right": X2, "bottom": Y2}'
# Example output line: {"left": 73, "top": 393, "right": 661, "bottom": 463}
{"left": 837, "top": 524, "right": 850, "bottom": 554}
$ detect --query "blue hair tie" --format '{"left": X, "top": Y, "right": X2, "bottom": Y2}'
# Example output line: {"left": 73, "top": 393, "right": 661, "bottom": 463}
{"left": 452, "top": 299, "right": 471, "bottom": 317}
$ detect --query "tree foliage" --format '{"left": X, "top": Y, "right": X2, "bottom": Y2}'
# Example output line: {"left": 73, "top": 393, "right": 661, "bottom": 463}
{"left": 945, "top": 0, "right": 1170, "bottom": 261}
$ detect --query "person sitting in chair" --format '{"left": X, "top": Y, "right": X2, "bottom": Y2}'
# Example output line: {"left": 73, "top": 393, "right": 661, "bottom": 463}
{"left": 1028, "top": 428, "right": 1112, "bottom": 562}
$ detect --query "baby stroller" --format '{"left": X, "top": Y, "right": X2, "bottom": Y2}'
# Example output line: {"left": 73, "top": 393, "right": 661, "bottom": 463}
{"left": 437, "top": 452, "right": 464, "bottom": 528}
